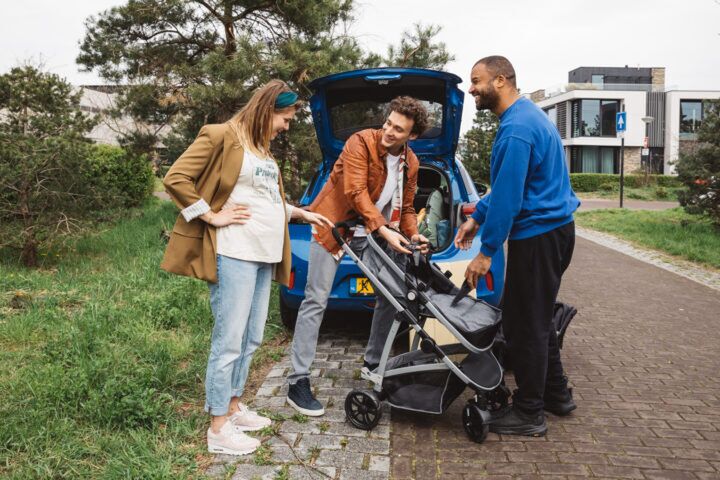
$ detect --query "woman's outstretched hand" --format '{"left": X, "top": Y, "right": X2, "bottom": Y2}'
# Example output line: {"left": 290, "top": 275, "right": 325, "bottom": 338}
{"left": 297, "top": 209, "right": 335, "bottom": 229}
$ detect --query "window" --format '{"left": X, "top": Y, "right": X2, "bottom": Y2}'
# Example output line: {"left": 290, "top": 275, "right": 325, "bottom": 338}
{"left": 544, "top": 106, "right": 557, "bottom": 127}
{"left": 680, "top": 100, "right": 703, "bottom": 139}
{"left": 571, "top": 99, "right": 620, "bottom": 137}
{"left": 330, "top": 99, "right": 443, "bottom": 140}
{"left": 570, "top": 146, "right": 618, "bottom": 173}
{"left": 591, "top": 74, "right": 604, "bottom": 86}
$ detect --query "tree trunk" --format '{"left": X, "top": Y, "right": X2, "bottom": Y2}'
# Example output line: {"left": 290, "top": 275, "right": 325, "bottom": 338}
{"left": 223, "top": 5, "right": 236, "bottom": 58}
{"left": 21, "top": 233, "right": 38, "bottom": 267}
{"left": 18, "top": 182, "right": 37, "bottom": 267}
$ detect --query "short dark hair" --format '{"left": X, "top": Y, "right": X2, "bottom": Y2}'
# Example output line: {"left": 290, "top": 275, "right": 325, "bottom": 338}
{"left": 474, "top": 55, "right": 517, "bottom": 88}
{"left": 388, "top": 96, "right": 429, "bottom": 135}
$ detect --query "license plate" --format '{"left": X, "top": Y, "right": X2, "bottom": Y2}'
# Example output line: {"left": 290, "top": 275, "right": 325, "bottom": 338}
{"left": 350, "top": 277, "right": 374, "bottom": 295}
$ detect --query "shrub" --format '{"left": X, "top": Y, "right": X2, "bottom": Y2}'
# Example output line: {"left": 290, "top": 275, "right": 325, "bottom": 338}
{"left": 675, "top": 100, "right": 720, "bottom": 226}
{"left": 570, "top": 174, "right": 680, "bottom": 192}
{"left": 85, "top": 145, "right": 154, "bottom": 209}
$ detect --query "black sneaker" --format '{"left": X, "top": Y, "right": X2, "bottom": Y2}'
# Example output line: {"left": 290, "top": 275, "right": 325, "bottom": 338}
{"left": 544, "top": 376, "right": 577, "bottom": 416}
{"left": 488, "top": 406, "right": 547, "bottom": 436}
{"left": 287, "top": 378, "right": 324, "bottom": 416}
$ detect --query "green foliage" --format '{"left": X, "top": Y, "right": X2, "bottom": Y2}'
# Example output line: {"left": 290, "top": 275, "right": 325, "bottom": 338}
{"left": 459, "top": 110, "right": 499, "bottom": 183}
{"left": 569, "top": 173, "right": 681, "bottom": 192}
{"left": 0, "top": 65, "right": 96, "bottom": 266}
{"left": 77, "top": 0, "right": 362, "bottom": 200}
{"left": 0, "top": 200, "right": 286, "bottom": 477}
{"left": 599, "top": 182, "right": 617, "bottom": 192}
{"left": 675, "top": 100, "right": 720, "bottom": 225}
{"left": 85, "top": 144, "right": 155, "bottom": 209}
{"left": 576, "top": 208, "right": 720, "bottom": 268}
{"left": 383, "top": 23, "right": 454, "bottom": 69}
{"left": 77, "top": 2, "right": 453, "bottom": 200}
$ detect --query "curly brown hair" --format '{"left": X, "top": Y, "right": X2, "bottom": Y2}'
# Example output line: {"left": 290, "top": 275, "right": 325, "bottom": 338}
{"left": 388, "top": 96, "right": 429, "bottom": 136}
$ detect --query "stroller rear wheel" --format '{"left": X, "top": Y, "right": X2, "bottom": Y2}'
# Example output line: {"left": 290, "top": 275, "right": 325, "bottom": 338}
{"left": 462, "top": 401, "right": 490, "bottom": 443}
{"left": 345, "top": 390, "right": 382, "bottom": 431}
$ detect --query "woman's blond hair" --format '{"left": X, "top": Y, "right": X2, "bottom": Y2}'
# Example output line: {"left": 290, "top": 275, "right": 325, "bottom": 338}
{"left": 228, "top": 79, "right": 299, "bottom": 157}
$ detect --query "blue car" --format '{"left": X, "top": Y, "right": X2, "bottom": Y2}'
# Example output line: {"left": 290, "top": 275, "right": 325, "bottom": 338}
{"left": 279, "top": 67, "right": 505, "bottom": 328}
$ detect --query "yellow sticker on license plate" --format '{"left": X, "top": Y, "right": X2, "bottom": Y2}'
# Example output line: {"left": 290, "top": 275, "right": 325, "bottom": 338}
{"left": 351, "top": 277, "right": 374, "bottom": 295}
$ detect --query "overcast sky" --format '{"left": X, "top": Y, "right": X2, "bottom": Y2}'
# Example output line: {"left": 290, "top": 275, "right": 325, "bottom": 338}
{"left": 2, "top": 0, "right": 719, "bottom": 132}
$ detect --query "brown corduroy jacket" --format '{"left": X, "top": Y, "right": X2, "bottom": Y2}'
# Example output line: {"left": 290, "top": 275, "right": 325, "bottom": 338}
{"left": 310, "top": 129, "right": 419, "bottom": 254}
{"left": 160, "top": 123, "right": 292, "bottom": 285}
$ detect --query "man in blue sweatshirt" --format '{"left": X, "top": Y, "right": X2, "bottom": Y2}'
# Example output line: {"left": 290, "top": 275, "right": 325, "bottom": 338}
{"left": 454, "top": 56, "right": 581, "bottom": 436}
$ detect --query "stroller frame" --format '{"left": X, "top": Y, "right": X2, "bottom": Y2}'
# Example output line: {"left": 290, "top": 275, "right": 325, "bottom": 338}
{"left": 333, "top": 224, "right": 510, "bottom": 443}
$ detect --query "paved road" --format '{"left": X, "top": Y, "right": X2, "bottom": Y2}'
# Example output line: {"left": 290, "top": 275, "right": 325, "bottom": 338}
{"left": 578, "top": 198, "right": 679, "bottom": 211}
{"left": 391, "top": 236, "right": 720, "bottom": 479}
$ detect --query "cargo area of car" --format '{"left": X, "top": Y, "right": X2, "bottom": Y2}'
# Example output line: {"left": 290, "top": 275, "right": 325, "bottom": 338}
{"left": 414, "top": 165, "right": 453, "bottom": 252}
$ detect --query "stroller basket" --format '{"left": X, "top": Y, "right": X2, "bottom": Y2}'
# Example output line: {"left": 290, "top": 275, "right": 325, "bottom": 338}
{"left": 382, "top": 349, "right": 466, "bottom": 415}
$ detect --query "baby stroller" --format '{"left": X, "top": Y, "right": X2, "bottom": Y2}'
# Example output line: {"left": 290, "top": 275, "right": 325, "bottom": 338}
{"left": 333, "top": 222, "right": 511, "bottom": 443}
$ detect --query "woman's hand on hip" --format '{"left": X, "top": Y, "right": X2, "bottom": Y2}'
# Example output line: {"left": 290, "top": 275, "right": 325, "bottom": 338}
{"left": 202, "top": 203, "right": 251, "bottom": 227}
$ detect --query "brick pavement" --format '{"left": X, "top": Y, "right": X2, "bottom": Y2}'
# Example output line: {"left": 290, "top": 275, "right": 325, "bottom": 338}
{"left": 207, "top": 325, "right": 392, "bottom": 480}
{"left": 390, "top": 236, "right": 720, "bottom": 479}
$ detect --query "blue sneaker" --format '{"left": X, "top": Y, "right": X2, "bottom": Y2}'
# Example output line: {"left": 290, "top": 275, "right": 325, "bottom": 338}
{"left": 287, "top": 378, "right": 325, "bottom": 416}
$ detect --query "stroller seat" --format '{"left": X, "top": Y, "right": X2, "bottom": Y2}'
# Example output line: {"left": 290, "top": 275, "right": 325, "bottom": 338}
{"left": 423, "top": 288, "right": 501, "bottom": 349}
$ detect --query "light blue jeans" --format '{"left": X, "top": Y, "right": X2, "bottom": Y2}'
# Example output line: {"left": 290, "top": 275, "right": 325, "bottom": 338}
{"left": 205, "top": 255, "right": 272, "bottom": 415}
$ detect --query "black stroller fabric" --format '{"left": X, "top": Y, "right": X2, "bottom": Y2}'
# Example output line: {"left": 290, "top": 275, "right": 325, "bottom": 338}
{"left": 424, "top": 290, "right": 501, "bottom": 348}
{"left": 361, "top": 237, "right": 502, "bottom": 348}
{"left": 382, "top": 350, "right": 466, "bottom": 414}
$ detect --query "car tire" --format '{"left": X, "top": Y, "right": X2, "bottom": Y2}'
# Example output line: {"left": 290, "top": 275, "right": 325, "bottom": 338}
{"left": 279, "top": 294, "right": 298, "bottom": 330}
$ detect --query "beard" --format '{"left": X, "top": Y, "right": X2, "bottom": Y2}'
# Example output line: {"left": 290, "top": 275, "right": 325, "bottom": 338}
{"left": 474, "top": 85, "right": 500, "bottom": 111}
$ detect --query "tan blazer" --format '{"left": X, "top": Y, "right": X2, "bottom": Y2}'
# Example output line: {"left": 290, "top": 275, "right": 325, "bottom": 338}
{"left": 160, "top": 123, "right": 292, "bottom": 286}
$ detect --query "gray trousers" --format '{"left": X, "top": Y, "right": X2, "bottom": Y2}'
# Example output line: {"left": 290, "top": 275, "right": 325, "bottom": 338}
{"left": 288, "top": 237, "right": 396, "bottom": 384}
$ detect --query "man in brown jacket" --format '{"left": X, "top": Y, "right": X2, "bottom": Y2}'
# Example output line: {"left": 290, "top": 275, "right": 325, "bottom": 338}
{"left": 286, "top": 96, "right": 430, "bottom": 416}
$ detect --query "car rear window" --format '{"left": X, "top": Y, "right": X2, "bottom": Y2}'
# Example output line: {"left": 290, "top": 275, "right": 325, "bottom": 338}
{"left": 331, "top": 99, "right": 443, "bottom": 141}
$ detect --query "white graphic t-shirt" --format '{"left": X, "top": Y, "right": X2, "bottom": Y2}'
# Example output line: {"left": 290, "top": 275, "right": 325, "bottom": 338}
{"left": 216, "top": 150, "right": 288, "bottom": 263}
{"left": 354, "top": 153, "right": 403, "bottom": 237}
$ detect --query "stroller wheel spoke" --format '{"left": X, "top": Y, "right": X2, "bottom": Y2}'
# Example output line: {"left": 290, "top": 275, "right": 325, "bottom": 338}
{"left": 344, "top": 390, "right": 382, "bottom": 431}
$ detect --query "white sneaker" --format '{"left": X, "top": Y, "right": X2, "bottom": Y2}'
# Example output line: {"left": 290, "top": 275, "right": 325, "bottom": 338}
{"left": 207, "top": 420, "right": 260, "bottom": 456}
{"left": 229, "top": 403, "right": 272, "bottom": 432}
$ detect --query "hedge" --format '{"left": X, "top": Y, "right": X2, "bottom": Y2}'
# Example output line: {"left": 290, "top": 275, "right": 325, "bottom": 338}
{"left": 84, "top": 145, "right": 155, "bottom": 209}
{"left": 570, "top": 174, "right": 681, "bottom": 192}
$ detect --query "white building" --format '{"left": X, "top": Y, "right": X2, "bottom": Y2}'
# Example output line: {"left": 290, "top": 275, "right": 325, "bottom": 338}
{"left": 78, "top": 85, "right": 170, "bottom": 149}
{"left": 530, "top": 67, "right": 720, "bottom": 175}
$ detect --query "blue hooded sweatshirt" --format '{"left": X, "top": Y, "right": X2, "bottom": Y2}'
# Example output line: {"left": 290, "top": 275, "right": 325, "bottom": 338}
{"left": 471, "top": 97, "right": 580, "bottom": 257}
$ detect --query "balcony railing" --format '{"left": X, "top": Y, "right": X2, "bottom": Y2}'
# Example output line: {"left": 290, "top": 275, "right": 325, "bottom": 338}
{"left": 536, "top": 82, "right": 670, "bottom": 101}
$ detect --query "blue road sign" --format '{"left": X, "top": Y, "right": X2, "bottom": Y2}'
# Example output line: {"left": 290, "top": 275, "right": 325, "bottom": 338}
{"left": 616, "top": 112, "right": 627, "bottom": 133}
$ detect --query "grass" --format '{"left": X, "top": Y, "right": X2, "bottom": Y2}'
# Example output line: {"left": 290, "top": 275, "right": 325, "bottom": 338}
{"left": 153, "top": 176, "right": 165, "bottom": 193}
{"left": 575, "top": 207, "right": 720, "bottom": 269}
{"left": 0, "top": 199, "right": 287, "bottom": 479}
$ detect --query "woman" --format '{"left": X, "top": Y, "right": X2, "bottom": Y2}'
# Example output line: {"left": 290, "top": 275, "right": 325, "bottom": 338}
{"left": 161, "top": 80, "right": 333, "bottom": 456}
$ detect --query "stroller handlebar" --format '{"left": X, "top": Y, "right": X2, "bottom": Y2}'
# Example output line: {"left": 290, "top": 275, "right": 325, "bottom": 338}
{"left": 331, "top": 219, "right": 362, "bottom": 246}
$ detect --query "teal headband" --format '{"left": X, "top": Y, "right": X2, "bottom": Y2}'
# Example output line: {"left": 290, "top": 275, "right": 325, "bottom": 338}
{"left": 275, "top": 91, "right": 298, "bottom": 108}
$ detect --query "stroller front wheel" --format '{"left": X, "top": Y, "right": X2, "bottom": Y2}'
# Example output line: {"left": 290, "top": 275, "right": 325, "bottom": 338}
{"left": 345, "top": 390, "right": 382, "bottom": 431}
{"left": 462, "top": 401, "right": 490, "bottom": 443}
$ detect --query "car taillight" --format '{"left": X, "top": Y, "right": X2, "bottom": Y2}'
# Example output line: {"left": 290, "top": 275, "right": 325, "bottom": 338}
{"left": 461, "top": 203, "right": 477, "bottom": 216}
{"left": 289, "top": 270, "right": 295, "bottom": 290}
{"left": 485, "top": 272, "right": 494, "bottom": 291}
{"left": 460, "top": 202, "right": 477, "bottom": 220}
